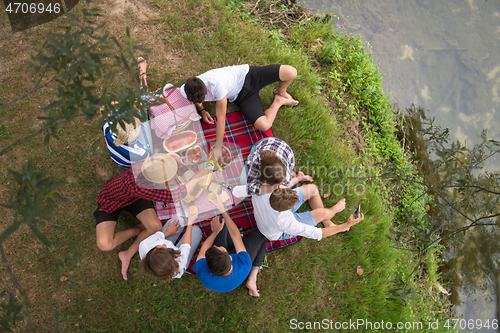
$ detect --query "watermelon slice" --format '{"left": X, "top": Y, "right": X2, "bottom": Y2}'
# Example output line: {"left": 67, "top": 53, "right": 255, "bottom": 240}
{"left": 185, "top": 145, "right": 202, "bottom": 164}
{"left": 163, "top": 130, "right": 197, "bottom": 153}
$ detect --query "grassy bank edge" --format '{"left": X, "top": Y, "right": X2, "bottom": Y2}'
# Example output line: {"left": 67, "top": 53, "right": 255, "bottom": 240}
{"left": 0, "top": 0, "right": 456, "bottom": 331}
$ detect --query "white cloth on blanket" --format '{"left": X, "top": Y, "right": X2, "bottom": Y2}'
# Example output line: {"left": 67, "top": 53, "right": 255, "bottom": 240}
{"left": 150, "top": 84, "right": 201, "bottom": 139}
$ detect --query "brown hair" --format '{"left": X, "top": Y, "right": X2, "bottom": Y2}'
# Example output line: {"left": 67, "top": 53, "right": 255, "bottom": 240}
{"left": 269, "top": 187, "right": 299, "bottom": 212}
{"left": 258, "top": 150, "right": 286, "bottom": 185}
{"left": 184, "top": 77, "right": 207, "bottom": 103}
{"left": 141, "top": 247, "right": 181, "bottom": 282}
{"left": 205, "top": 246, "right": 232, "bottom": 276}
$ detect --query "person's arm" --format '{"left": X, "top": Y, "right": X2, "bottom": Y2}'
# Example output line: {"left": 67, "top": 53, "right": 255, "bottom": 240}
{"left": 211, "top": 194, "right": 246, "bottom": 253}
{"left": 321, "top": 213, "right": 364, "bottom": 239}
{"left": 258, "top": 184, "right": 283, "bottom": 195}
{"left": 289, "top": 171, "right": 314, "bottom": 187}
{"left": 214, "top": 97, "right": 227, "bottom": 144}
{"left": 133, "top": 168, "right": 209, "bottom": 203}
{"left": 212, "top": 97, "right": 228, "bottom": 163}
{"left": 196, "top": 102, "right": 215, "bottom": 124}
{"left": 182, "top": 209, "right": 199, "bottom": 246}
{"left": 163, "top": 219, "right": 181, "bottom": 237}
{"left": 196, "top": 216, "right": 225, "bottom": 261}
{"left": 221, "top": 210, "right": 246, "bottom": 253}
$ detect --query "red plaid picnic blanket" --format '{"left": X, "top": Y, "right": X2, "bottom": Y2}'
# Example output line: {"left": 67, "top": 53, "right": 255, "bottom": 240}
{"left": 158, "top": 111, "right": 302, "bottom": 273}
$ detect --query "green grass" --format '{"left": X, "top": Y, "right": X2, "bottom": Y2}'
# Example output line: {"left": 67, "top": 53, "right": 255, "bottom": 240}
{"left": 0, "top": 0, "right": 453, "bottom": 331}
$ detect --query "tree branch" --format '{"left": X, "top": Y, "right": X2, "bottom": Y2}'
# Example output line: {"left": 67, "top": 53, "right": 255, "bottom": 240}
{"left": 474, "top": 213, "right": 500, "bottom": 223}
{"left": 0, "top": 242, "right": 32, "bottom": 332}
{"left": 0, "top": 71, "right": 59, "bottom": 111}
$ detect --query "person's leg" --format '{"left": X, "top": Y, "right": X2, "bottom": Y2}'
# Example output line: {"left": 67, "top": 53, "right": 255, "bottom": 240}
{"left": 243, "top": 229, "right": 267, "bottom": 266}
{"left": 238, "top": 65, "right": 298, "bottom": 132}
{"left": 243, "top": 229, "right": 267, "bottom": 297}
{"left": 138, "top": 56, "right": 148, "bottom": 89}
{"left": 94, "top": 207, "right": 142, "bottom": 251}
{"left": 309, "top": 198, "right": 346, "bottom": 226}
{"left": 274, "top": 65, "right": 298, "bottom": 101}
{"left": 253, "top": 94, "right": 298, "bottom": 132}
{"left": 246, "top": 269, "right": 261, "bottom": 297}
{"left": 118, "top": 201, "right": 162, "bottom": 280}
{"left": 299, "top": 184, "right": 336, "bottom": 227}
{"left": 212, "top": 222, "right": 235, "bottom": 251}
{"left": 95, "top": 221, "right": 142, "bottom": 251}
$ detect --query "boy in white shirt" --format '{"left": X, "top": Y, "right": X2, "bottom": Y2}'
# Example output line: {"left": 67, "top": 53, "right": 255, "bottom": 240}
{"left": 252, "top": 184, "right": 364, "bottom": 241}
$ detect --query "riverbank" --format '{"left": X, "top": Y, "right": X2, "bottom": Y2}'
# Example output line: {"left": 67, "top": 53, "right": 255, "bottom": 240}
{"left": 0, "top": 0, "right": 453, "bottom": 331}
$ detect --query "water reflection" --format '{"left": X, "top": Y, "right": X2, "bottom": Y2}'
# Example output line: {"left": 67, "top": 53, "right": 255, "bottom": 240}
{"left": 305, "top": 0, "right": 500, "bottom": 147}
{"left": 303, "top": 0, "right": 500, "bottom": 330}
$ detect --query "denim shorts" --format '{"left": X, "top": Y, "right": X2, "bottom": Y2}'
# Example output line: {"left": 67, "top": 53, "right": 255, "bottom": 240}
{"left": 278, "top": 187, "right": 316, "bottom": 240}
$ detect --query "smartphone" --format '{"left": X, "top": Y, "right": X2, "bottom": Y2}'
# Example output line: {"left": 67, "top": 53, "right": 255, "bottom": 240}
{"left": 354, "top": 205, "right": 361, "bottom": 218}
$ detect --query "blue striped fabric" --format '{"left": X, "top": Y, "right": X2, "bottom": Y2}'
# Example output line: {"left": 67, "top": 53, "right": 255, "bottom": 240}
{"left": 102, "top": 122, "right": 149, "bottom": 168}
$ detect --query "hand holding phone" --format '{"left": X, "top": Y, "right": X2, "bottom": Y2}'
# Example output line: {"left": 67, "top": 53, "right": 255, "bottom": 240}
{"left": 354, "top": 205, "right": 361, "bottom": 219}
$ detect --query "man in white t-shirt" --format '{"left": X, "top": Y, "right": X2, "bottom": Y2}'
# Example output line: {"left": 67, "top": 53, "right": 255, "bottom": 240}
{"left": 180, "top": 64, "right": 298, "bottom": 161}
{"left": 252, "top": 184, "right": 364, "bottom": 241}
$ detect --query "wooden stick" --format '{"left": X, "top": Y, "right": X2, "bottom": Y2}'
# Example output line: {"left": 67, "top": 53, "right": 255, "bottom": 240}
{"left": 249, "top": 0, "right": 261, "bottom": 15}
{"left": 161, "top": 159, "right": 169, "bottom": 188}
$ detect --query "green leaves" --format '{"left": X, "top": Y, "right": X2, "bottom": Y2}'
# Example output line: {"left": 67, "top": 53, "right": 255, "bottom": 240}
{"left": 1, "top": 159, "right": 66, "bottom": 247}
{"left": 0, "top": 289, "right": 24, "bottom": 332}
{"left": 26, "top": 7, "right": 151, "bottom": 143}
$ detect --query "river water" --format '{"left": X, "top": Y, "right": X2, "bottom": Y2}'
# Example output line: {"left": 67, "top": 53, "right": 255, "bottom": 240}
{"left": 303, "top": 0, "right": 500, "bottom": 331}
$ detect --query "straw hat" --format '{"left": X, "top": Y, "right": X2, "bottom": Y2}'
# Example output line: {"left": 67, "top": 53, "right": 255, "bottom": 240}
{"left": 141, "top": 154, "right": 178, "bottom": 183}
{"left": 113, "top": 117, "right": 142, "bottom": 146}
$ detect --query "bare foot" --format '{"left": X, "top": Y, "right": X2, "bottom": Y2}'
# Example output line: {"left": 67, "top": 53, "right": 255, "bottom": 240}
{"left": 246, "top": 280, "right": 260, "bottom": 297}
{"left": 118, "top": 251, "right": 131, "bottom": 280}
{"left": 332, "top": 198, "right": 346, "bottom": 213}
{"left": 246, "top": 269, "right": 260, "bottom": 297}
{"left": 322, "top": 220, "right": 336, "bottom": 228}
{"left": 275, "top": 93, "right": 299, "bottom": 107}
{"left": 273, "top": 89, "right": 298, "bottom": 104}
